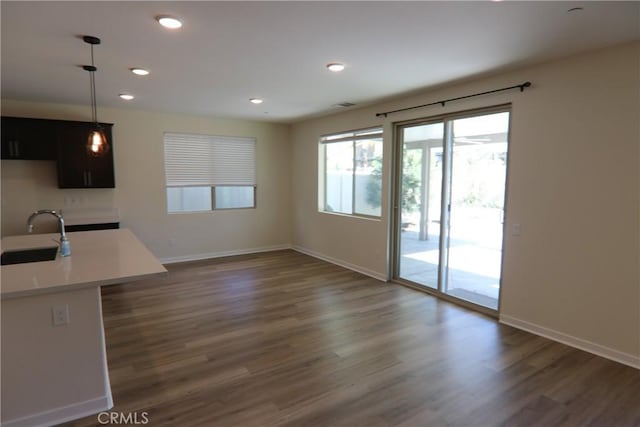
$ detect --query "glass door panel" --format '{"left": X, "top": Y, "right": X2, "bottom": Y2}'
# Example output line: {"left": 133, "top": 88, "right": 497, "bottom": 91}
{"left": 394, "top": 109, "right": 510, "bottom": 312}
{"left": 444, "top": 112, "right": 510, "bottom": 310}
{"left": 397, "top": 122, "right": 444, "bottom": 289}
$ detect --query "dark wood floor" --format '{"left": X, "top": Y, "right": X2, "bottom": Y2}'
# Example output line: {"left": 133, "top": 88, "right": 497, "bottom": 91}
{"left": 63, "top": 250, "right": 640, "bottom": 427}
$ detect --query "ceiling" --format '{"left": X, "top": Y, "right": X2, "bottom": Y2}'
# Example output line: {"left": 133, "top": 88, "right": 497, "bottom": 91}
{"left": 2, "top": 1, "right": 638, "bottom": 123}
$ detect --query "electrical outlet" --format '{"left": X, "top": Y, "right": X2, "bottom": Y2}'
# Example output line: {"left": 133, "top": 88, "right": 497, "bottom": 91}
{"left": 52, "top": 305, "right": 70, "bottom": 326}
{"left": 512, "top": 223, "right": 522, "bottom": 236}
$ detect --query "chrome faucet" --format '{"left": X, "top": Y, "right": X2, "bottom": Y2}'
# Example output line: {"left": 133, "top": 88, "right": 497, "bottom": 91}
{"left": 27, "top": 210, "right": 71, "bottom": 257}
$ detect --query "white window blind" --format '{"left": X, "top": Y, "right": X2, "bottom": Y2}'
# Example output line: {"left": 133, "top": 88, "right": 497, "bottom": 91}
{"left": 164, "top": 132, "right": 256, "bottom": 187}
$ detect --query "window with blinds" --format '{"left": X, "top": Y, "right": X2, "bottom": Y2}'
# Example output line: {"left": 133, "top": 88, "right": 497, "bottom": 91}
{"left": 319, "top": 127, "right": 383, "bottom": 218}
{"left": 164, "top": 132, "right": 256, "bottom": 212}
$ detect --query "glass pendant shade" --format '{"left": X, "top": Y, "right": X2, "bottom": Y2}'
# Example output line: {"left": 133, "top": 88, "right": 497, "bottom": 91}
{"left": 82, "top": 36, "right": 109, "bottom": 157}
{"left": 88, "top": 128, "right": 108, "bottom": 156}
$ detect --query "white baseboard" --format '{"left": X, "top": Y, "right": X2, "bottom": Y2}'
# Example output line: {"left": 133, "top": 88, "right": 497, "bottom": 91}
{"left": 161, "top": 243, "right": 386, "bottom": 281}
{"left": 292, "top": 245, "right": 388, "bottom": 282}
{"left": 500, "top": 314, "right": 640, "bottom": 370}
{"left": 2, "top": 395, "right": 112, "bottom": 427}
{"left": 160, "top": 244, "right": 292, "bottom": 264}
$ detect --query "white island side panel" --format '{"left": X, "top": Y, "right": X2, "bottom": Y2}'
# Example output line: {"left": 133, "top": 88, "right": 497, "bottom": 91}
{"left": 1, "top": 286, "right": 112, "bottom": 426}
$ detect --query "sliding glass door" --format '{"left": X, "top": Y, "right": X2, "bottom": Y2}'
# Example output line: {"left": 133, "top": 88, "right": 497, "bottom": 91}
{"left": 397, "top": 122, "right": 444, "bottom": 289}
{"left": 395, "top": 108, "right": 510, "bottom": 311}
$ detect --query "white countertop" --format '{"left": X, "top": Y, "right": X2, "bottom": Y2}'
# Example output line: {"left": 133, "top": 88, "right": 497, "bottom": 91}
{"left": 1, "top": 229, "right": 167, "bottom": 299}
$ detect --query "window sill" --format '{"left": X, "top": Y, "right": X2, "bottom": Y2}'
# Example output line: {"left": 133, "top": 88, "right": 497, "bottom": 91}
{"left": 318, "top": 210, "right": 382, "bottom": 222}
{"left": 168, "top": 207, "right": 256, "bottom": 215}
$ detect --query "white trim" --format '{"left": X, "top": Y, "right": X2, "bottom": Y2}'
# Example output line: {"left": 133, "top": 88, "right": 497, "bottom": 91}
{"left": 292, "top": 245, "right": 387, "bottom": 282}
{"left": 97, "top": 292, "right": 114, "bottom": 410}
{"left": 2, "top": 395, "right": 112, "bottom": 427}
{"left": 160, "top": 244, "right": 292, "bottom": 264}
{"left": 500, "top": 314, "right": 640, "bottom": 370}
{"left": 160, "top": 244, "right": 388, "bottom": 282}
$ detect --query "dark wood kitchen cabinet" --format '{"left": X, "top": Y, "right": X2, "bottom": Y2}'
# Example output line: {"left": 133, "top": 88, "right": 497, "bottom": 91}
{"left": 1, "top": 117, "right": 58, "bottom": 160}
{"left": 56, "top": 122, "right": 115, "bottom": 188}
{"left": 1, "top": 116, "right": 115, "bottom": 188}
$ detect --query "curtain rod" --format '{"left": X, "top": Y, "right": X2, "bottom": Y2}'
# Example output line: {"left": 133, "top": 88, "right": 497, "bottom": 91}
{"left": 375, "top": 81, "right": 531, "bottom": 118}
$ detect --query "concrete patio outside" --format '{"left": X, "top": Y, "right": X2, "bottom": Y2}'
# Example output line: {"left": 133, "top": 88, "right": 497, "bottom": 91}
{"left": 398, "top": 216, "right": 504, "bottom": 310}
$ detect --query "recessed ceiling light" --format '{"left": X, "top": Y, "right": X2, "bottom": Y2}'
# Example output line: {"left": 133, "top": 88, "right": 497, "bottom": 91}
{"left": 156, "top": 15, "right": 183, "bottom": 29}
{"left": 250, "top": 98, "right": 263, "bottom": 104}
{"left": 130, "top": 68, "right": 150, "bottom": 76}
{"left": 119, "top": 94, "right": 135, "bottom": 101}
{"left": 326, "top": 63, "right": 345, "bottom": 72}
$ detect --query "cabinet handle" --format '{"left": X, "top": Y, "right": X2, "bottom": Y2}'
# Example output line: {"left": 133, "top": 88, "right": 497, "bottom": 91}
{"left": 83, "top": 171, "right": 93, "bottom": 187}
{"left": 8, "top": 140, "right": 19, "bottom": 158}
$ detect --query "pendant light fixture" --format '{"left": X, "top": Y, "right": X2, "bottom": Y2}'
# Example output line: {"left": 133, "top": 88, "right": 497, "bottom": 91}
{"left": 82, "top": 35, "right": 108, "bottom": 156}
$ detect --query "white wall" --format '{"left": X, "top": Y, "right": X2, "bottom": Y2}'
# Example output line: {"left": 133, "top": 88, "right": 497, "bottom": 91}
{"left": 290, "top": 42, "right": 640, "bottom": 364}
{"left": 0, "top": 101, "right": 292, "bottom": 261}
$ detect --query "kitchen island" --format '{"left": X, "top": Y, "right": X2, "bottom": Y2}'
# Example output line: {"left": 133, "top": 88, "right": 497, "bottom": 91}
{"left": 1, "top": 229, "right": 167, "bottom": 427}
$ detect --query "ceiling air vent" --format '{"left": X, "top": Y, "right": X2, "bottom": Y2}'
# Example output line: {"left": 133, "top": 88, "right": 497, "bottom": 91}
{"left": 335, "top": 102, "right": 356, "bottom": 108}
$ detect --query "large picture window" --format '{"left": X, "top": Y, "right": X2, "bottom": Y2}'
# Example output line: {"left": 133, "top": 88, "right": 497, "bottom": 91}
{"left": 319, "top": 127, "right": 383, "bottom": 217}
{"left": 164, "top": 132, "right": 256, "bottom": 212}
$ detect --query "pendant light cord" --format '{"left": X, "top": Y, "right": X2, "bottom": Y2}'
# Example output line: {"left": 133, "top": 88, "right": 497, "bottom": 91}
{"left": 89, "top": 43, "right": 98, "bottom": 124}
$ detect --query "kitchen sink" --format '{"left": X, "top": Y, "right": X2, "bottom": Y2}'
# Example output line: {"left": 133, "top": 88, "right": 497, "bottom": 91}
{"left": 1, "top": 247, "right": 58, "bottom": 265}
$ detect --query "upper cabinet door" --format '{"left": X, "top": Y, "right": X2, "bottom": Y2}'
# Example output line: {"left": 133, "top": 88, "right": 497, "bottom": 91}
{"left": 56, "top": 122, "right": 115, "bottom": 189}
{"left": 1, "top": 117, "right": 58, "bottom": 160}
